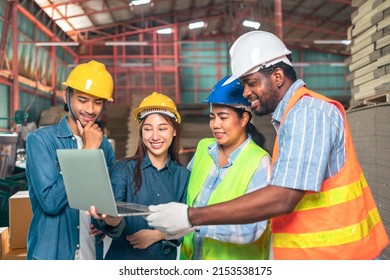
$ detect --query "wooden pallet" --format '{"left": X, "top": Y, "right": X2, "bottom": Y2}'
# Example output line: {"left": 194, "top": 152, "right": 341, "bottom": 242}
{"left": 363, "top": 92, "right": 390, "bottom": 105}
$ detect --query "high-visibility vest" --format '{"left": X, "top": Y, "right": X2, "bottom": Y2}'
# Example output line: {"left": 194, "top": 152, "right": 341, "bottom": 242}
{"left": 181, "top": 138, "right": 271, "bottom": 260}
{"left": 271, "top": 87, "right": 389, "bottom": 259}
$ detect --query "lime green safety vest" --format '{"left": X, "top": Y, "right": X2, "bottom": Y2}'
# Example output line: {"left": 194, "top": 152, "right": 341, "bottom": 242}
{"left": 180, "top": 138, "right": 271, "bottom": 260}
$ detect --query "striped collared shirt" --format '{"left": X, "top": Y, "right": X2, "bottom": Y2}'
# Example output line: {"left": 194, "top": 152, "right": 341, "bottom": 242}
{"left": 187, "top": 136, "right": 271, "bottom": 259}
{"left": 270, "top": 79, "right": 345, "bottom": 192}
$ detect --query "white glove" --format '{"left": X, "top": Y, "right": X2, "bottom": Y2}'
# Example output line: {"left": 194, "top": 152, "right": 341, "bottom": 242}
{"left": 165, "top": 227, "right": 196, "bottom": 240}
{"left": 146, "top": 202, "right": 192, "bottom": 235}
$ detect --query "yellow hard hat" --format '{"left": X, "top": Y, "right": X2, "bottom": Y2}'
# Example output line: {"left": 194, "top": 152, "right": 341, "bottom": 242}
{"left": 133, "top": 92, "right": 181, "bottom": 124}
{"left": 63, "top": 60, "right": 114, "bottom": 101}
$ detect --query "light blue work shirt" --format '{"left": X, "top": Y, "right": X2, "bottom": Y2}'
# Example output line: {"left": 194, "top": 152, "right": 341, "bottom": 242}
{"left": 187, "top": 136, "right": 271, "bottom": 259}
{"left": 270, "top": 79, "right": 345, "bottom": 192}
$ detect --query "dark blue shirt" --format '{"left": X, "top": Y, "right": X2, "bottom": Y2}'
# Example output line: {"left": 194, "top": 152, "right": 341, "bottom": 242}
{"left": 104, "top": 155, "right": 189, "bottom": 260}
{"left": 26, "top": 116, "right": 116, "bottom": 260}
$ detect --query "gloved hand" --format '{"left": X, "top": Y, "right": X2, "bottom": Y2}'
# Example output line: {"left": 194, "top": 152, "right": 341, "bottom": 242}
{"left": 165, "top": 227, "right": 196, "bottom": 240}
{"left": 146, "top": 202, "right": 192, "bottom": 234}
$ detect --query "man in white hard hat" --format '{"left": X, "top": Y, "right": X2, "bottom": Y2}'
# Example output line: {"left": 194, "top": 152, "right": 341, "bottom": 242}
{"left": 146, "top": 31, "right": 389, "bottom": 259}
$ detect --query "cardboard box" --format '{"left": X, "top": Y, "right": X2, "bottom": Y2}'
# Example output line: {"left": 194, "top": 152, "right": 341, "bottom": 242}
{"left": 2, "top": 248, "right": 27, "bottom": 260}
{"left": 0, "top": 227, "right": 9, "bottom": 258}
{"left": 9, "top": 191, "right": 32, "bottom": 249}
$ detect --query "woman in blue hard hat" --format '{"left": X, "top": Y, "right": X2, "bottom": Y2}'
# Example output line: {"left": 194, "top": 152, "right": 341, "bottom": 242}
{"left": 180, "top": 76, "right": 272, "bottom": 260}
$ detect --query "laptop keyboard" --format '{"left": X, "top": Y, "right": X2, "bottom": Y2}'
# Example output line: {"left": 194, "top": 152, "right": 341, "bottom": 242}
{"left": 116, "top": 204, "right": 143, "bottom": 214}
{"left": 116, "top": 203, "right": 150, "bottom": 214}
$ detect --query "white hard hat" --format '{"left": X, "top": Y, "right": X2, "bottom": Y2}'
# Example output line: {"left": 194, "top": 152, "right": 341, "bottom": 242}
{"left": 223, "top": 31, "right": 292, "bottom": 85}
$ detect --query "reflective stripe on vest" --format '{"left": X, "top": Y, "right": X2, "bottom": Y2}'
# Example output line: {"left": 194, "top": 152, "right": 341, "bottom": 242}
{"left": 270, "top": 87, "right": 389, "bottom": 259}
{"left": 181, "top": 138, "right": 271, "bottom": 260}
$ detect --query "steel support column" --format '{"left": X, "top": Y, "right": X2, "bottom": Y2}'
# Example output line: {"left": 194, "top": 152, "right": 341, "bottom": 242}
{"left": 11, "top": 0, "right": 19, "bottom": 130}
{"left": 275, "top": 0, "right": 283, "bottom": 39}
{"left": 51, "top": 45, "right": 57, "bottom": 106}
{"left": 0, "top": 0, "right": 12, "bottom": 71}
{"left": 173, "top": 25, "right": 180, "bottom": 103}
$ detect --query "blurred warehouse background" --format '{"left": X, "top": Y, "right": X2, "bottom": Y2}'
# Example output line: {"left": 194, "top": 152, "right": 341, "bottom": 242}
{"left": 0, "top": 0, "right": 389, "bottom": 259}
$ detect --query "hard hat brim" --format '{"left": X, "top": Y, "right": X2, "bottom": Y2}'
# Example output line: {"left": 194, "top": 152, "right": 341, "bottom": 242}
{"left": 62, "top": 82, "right": 113, "bottom": 101}
{"left": 133, "top": 106, "right": 181, "bottom": 124}
{"left": 224, "top": 56, "right": 293, "bottom": 86}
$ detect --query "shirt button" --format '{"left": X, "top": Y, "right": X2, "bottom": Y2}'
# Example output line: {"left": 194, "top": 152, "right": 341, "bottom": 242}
{"left": 76, "top": 244, "right": 80, "bottom": 248}
{"left": 156, "top": 193, "right": 160, "bottom": 197}
{"left": 72, "top": 137, "right": 75, "bottom": 141}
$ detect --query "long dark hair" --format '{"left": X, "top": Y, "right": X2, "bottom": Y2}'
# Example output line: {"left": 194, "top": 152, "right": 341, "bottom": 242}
{"left": 231, "top": 107, "right": 265, "bottom": 148}
{"left": 126, "top": 113, "right": 182, "bottom": 194}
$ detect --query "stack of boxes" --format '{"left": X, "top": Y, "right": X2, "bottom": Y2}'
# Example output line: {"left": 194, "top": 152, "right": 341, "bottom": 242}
{"left": 346, "top": 0, "right": 390, "bottom": 259}
{"left": 38, "top": 106, "right": 67, "bottom": 127}
{"left": 347, "top": 105, "right": 390, "bottom": 259}
{"left": 105, "top": 104, "right": 131, "bottom": 159}
{"left": 1, "top": 191, "right": 32, "bottom": 260}
{"left": 347, "top": 0, "right": 390, "bottom": 107}
{"left": 0, "top": 227, "right": 9, "bottom": 258}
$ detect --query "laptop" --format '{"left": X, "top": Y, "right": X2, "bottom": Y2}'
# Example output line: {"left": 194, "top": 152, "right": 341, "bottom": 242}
{"left": 57, "top": 149, "right": 150, "bottom": 217}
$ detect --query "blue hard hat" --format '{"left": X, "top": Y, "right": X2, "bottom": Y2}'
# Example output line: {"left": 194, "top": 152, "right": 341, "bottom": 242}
{"left": 204, "top": 76, "right": 251, "bottom": 111}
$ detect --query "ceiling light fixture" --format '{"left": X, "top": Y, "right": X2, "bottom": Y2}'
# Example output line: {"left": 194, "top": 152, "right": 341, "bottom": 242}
{"left": 243, "top": 20, "right": 261, "bottom": 29}
{"left": 293, "top": 62, "right": 311, "bottom": 67}
{"left": 35, "top": 42, "right": 79, "bottom": 46}
{"left": 129, "top": 0, "right": 151, "bottom": 6}
{"left": 156, "top": 28, "right": 173, "bottom": 34}
{"left": 188, "top": 21, "right": 205, "bottom": 30}
{"left": 313, "top": 40, "right": 351, "bottom": 45}
{"left": 293, "top": 62, "right": 345, "bottom": 67}
{"left": 105, "top": 41, "right": 148, "bottom": 46}
{"left": 329, "top": 62, "right": 346, "bottom": 67}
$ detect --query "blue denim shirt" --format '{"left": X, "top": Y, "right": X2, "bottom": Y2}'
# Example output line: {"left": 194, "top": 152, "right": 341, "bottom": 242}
{"left": 102, "top": 155, "right": 190, "bottom": 260}
{"left": 25, "top": 116, "right": 116, "bottom": 260}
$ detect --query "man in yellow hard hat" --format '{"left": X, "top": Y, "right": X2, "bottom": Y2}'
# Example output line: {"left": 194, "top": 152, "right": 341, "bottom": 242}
{"left": 25, "top": 60, "right": 116, "bottom": 260}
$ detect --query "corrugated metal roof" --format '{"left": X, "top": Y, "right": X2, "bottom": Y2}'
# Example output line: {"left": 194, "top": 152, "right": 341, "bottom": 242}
{"left": 33, "top": 0, "right": 355, "bottom": 55}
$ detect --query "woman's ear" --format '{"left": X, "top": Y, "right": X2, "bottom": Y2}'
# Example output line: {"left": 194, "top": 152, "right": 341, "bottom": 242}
{"left": 241, "top": 111, "right": 250, "bottom": 127}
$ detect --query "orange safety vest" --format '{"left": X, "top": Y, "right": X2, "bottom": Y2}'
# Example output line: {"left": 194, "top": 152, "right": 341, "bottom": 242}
{"left": 271, "top": 87, "right": 389, "bottom": 259}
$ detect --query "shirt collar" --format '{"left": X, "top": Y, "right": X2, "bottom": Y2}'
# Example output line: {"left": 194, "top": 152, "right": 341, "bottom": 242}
{"left": 141, "top": 153, "right": 174, "bottom": 174}
{"left": 56, "top": 116, "right": 74, "bottom": 138}
{"left": 272, "top": 79, "right": 306, "bottom": 124}
{"left": 208, "top": 135, "right": 253, "bottom": 165}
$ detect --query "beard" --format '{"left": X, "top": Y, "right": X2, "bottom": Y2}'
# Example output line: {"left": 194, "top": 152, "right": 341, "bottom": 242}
{"left": 253, "top": 81, "right": 280, "bottom": 116}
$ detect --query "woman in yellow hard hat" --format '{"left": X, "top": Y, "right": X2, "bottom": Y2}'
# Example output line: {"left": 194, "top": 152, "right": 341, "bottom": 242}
{"left": 26, "top": 60, "right": 116, "bottom": 260}
{"left": 91, "top": 92, "right": 190, "bottom": 260}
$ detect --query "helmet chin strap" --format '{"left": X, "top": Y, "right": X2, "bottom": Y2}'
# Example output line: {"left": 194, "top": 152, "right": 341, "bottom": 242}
{"left": 66, "top": 88, "right": 78, "bottom": 123}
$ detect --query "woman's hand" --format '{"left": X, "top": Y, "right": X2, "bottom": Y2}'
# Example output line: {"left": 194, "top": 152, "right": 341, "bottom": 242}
{"left": 126, "top": 229, "right": 166, "bottom": 249}
{"left": 88, "top": 205, "right": 123, "bottom": 227}
{"left": 90, "top": 224, "right": 106, "bottom": 243}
